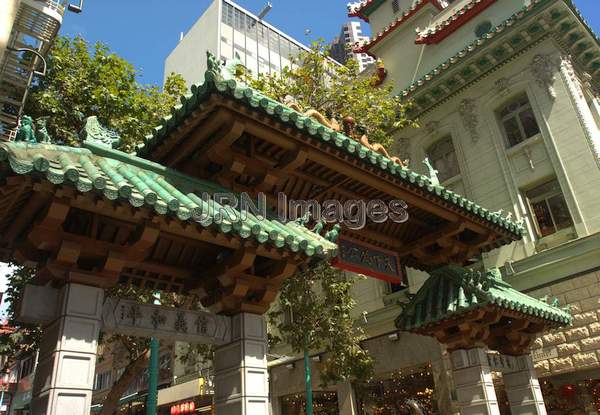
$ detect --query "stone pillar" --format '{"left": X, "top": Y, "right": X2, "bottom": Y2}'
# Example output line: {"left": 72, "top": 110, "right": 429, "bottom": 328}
{"left": 214, "top": 313, "right": 269, "bottom": 415}
{"left": 337, "top": 381, "right": 358, "bottom": 415}
{"left": 31, "top": 283, "right": 104, "bottom": 415}
{"left": 450, "top": 348, "right": 501, "bottom": 415}
{"left": 503, "top": 355, "right": 547, "bottom": 415}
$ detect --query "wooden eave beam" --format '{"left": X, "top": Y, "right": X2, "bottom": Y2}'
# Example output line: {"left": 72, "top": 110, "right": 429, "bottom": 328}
{"left": 398, "top": 222, "right": 466, "bottom": 257}
{"left": 152, "top": 98, "right": 220, "bottom": 161}
{"left": 223, "top": 99, "right": 516, "bottom": 240}
{"left": 163, "top": 108, "right": 232, "bottom": 167}
{"left": 208, "top": 246, "right": 257, "bottom": 287}
{"left": 3, "top": 186, "right": 51, "bottom": 247}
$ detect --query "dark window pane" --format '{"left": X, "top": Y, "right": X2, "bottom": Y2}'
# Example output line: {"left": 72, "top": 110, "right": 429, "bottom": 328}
{"left": 548, "top": 194, "right": 573, "bottom": 231}
{"left": 519, "top": 108, "right": 540, "bottom": 138}
{"left": 427, "top": 136, "right": 459, "bottom": 183}
{"left": 527, "top": 180, "right": 560, "bottom": 199}
{"left": 503, "top": 117, "right": 523, "bottom": 146}
{"left": 531, "top": 200, "right": 554, "bottom": 237}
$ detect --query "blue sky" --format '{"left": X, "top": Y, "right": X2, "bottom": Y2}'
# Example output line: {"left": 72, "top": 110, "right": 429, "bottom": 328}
{"left": 57, "top": 0, "right": 599, "bottom": 88}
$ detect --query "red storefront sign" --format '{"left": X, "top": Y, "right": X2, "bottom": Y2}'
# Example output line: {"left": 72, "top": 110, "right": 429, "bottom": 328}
{"left": 171, "top": 401, "right": 196, "bottom": 414}
{"left": 331, "top": 235, "right": 404, "bottom": 284}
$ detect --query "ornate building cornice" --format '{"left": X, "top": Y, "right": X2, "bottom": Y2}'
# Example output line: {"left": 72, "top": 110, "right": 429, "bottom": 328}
{"left": 400, "top": 0, "right": 600, "bottom": 117}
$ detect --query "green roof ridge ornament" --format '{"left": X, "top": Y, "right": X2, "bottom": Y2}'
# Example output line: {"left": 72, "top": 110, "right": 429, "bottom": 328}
{"left": 487, "top": 267, "right": 503, "bottom": 281}
{"left": 324, "top": 224, "right": 341, "bottom": 243}
{"left": 35, "top": 117, "right": 53, "bottom": 144}
{"left": 80, "top": 116, "right": 121, "bottom": 149}
{"left": 205, "top": 51, "right": 246, "bottom": 83}
{"left": 311, "top": 219, "right": 325, "bottom": 235}
{"left": 205, "top": 51, "right": 222, "bottom": 81}
{"left": 15, "top": 115, "right": 36, "bottom": 143}
{"left": 422, "top": 157, "right": 440, "bottom": 186}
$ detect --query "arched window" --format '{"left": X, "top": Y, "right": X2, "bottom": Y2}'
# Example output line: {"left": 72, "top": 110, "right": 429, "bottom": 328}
{"left": 497, "top": 94, "right": 540, "bottom": 147}
{"left": 426, "top": 136, "right": 460, "bottom": 183}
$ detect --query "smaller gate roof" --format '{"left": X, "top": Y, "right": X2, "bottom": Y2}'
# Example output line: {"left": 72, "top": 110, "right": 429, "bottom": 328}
{"left": 396, "top": 266, "right": 572, "bottom": 332}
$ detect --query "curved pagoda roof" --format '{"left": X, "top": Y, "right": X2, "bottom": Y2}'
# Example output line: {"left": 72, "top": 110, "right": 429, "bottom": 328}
{"left": 396, "top": 266, "right": 572, "bottom": 354}
{"left": 131, "top": 53, "right": 524, "bottom": 271}
{"left": 0, "top": 138, "right": 337, "bottom": 260}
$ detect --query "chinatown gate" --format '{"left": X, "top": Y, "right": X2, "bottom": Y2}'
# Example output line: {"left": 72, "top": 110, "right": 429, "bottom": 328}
{"left": 0, "top": 54, "right": 571, "bottom": 415}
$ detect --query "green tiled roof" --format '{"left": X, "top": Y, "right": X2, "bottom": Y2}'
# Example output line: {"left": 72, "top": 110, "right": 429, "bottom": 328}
{"left": 396, "top": 266, "right": 572, "bottom": 331}
{"left": 135, "top": 53, "right": 525, "bottom": 238}
{"left": 0, "top": 140, "right": 338, "bottom": 258}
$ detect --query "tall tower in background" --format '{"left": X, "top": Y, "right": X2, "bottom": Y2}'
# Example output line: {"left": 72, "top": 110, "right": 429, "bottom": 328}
{"left": 329, "top": 21, "right": 374, "bottom": 72}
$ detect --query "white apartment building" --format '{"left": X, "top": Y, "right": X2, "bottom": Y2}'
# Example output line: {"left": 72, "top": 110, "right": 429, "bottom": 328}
{"left": 164, "top": 0, "right": 309, "bottom": 87}
{"left": 330, "top": 21, "right": 375, "bottom": 72}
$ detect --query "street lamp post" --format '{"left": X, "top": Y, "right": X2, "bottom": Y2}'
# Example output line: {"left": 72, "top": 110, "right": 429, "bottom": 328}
{"left": 146, "top": 293, "right": 161, "bottom": 415}
{"left": 304, "top": 333, "right": 314, "bottom": 415}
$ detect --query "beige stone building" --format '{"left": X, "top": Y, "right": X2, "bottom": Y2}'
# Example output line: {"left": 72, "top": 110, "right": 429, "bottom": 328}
{"left": 269, "top": 0, "right": 600, "bottom": 414}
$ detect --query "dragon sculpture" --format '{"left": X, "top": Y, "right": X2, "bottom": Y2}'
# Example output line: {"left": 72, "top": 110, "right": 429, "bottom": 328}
{"left": 283, "top": 98, "right": 409, "bottom": 169}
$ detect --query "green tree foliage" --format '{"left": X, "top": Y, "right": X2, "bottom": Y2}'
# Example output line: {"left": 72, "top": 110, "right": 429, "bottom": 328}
{"left": 250, "top": 42, "right": 412, "bottom": 387}
{"left": 270, "top": 263, "right": 374, "bottom": 386}
{"left": 2, "top": 35, "right": 189, "bottom": 413}
{"left": 25, "top": 36, "right": 187, "bottom": 150}
{"left": 242, "top": 40, "right": 415, "bottom": 147}
{"left": 0, "top": 266, "right": 41, "bottom": 364}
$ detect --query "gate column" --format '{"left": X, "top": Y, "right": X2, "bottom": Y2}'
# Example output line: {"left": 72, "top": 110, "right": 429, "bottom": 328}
{"left": 450, "top": 348, "right": 501, "bottom": 415}
{"left": 214, "top": 313, "right": 269, "bottom": 415}
{"left": 503, "top": 355, "right": 547, "bottom": 415}
{"left": 31, "top": 283, "right": 104, "bottom": 415}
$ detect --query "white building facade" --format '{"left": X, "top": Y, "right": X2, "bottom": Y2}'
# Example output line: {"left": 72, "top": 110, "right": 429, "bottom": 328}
{"left": 164, "top": 0, "right": 309, "bottom": 87}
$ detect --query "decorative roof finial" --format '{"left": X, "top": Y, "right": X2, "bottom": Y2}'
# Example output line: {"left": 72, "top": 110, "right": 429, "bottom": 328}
{"left": 324, "top": 224, "right": 341, "bottom": 242}
{"left": 422, "top": 157, "right": 439, "bottom": 186}
{"left": 223, "top": 52, "right": 246, "bottom": 81}
{"left": 205, "top": 51, "right": 246, "bottom": 83}
{"left": 80, "top": 116, "right": 121, "bottom": 149}
{"left": 15, "top": 115, "right": 36, "bottom": 143}
{"left": 205, "top": 51, "right": 222, "bottom": 81}
{"left": 35, "top": 117, "right": 52, "bottom": 144}
{"left": 311, "top": 219, "right": 325, "bottom": 235}
{"left": 294, "top": 211, "right": 311, "bottom": 227}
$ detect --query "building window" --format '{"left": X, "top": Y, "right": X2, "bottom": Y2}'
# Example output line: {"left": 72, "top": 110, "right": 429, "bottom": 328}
{"left": 392, "top": 0, "right": 400, "bottom": 13}
{"left": 19, "top": 356, "right": 35, "bottom": 380}
{"left": 94, "top": 370, "right": 112, "bottom": 391}
{"left": 526, "top": 179, "right": 573, "bottom": 238}
{"left": 498, "top": 94, "right": 540, "bottom": 147}
{"left": 426, "top": 136, "right": 460, "bottom": 183}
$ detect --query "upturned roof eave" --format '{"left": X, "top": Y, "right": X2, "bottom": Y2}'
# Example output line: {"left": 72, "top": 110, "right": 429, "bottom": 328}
{"left": 0, "top": 140, "right": 339, "bottom": 260}
{"left": 395, "top": 266, "right": 573, "bottom": 332}
{"left": 137, "top": 75, "right": 525, "bottom": 239}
